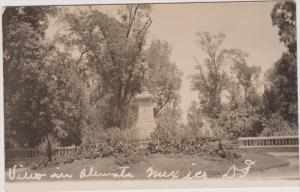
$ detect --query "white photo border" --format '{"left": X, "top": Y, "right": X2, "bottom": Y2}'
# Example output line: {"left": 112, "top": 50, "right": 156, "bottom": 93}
{"left": 0, "top": 0, "right": 299, "bottom": 192}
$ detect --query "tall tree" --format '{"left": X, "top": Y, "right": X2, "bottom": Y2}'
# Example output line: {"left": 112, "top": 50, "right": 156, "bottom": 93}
{"left": 271, "top": 0, "right": 296, "bottom": 56}
{"left": 41, "top": 49, "right": 83, "bottom": 146}
{"left": 3, "top": 7, "right": 57, "bottom": 148}
{"left": 190, "top": 32, "right": 228, "bottom": 118}
{"left": 59, "top": 5, "right": 182, "bottom": 131}
{"left": 144, "top": 40, "right": 182, "bottom": 117}
{"left": 58, "top": 5, "right": 152, "bottom": 129}
{"left": 263, "top": 53, "right": 297, "bottom": 123}
{"left": 225, "top": 48, "right": 261, "bottom": 105}
{"left": 263, "top": 0, "right": 297, "bottom": 126}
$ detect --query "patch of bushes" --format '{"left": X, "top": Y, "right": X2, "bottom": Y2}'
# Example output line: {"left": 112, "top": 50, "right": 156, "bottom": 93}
{"left": 114, "top": 145, "right": 148, "bottom": 166}
{"left": 74, "top": 125, "right": 241, "bottom": 165}
{"left": 217, "top": 106, "right": 265, "bottom": 140}
{"left": 147, "top": 126, "right": 241, "bottom": 160}
{"left": 78, "top": 128, "right": 136, "bottom": 159}
{"left": 31, "top": 156, "right": 76, "bottom": 170}
{"left": 79, "top": 127, "right": 151, "bottom": 165}
{"left": 261, "top": 112, "right": 298, "bottom": 136}
{"left": 201, "top": 141, "right": 241, "bottom": 160}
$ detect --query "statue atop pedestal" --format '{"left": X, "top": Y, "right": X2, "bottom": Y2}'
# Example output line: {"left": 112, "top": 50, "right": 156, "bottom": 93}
{"left": 139, "top": 59, "right": 149, "bottom": 89}
{"left": 134, "top": 59, "right": 156, "bottom": 142}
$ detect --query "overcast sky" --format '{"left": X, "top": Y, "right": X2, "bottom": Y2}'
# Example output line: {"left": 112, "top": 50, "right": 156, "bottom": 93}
{"left": 47, "top": 1, "right": 286, "bottom": 122}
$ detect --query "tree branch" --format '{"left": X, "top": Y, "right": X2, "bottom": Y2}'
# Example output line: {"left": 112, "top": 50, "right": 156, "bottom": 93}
{"left": 126, "top": 4, "right": 139, "bottom": 38}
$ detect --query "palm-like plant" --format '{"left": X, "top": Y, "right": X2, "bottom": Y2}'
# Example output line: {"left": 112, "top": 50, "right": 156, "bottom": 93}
{"left": 37, "top": 133, "right": 59, "bottom": 162}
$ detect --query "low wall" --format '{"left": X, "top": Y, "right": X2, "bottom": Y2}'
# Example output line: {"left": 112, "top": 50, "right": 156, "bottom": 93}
{"left": 237, "top": 135, "right": 299, "bottom": 152}
{"left": 5, "top": 146, "right": 77, "bottom": 161}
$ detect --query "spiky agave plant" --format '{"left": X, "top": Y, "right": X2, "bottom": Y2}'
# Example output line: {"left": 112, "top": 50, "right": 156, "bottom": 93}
{"left": 37, "top": 133, "right": 59, "bottom": 162}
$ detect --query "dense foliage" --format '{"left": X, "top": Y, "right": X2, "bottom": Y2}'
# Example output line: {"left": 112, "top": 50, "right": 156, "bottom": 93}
{"left": 262, "top": 0, "right": 297, "bottom": 133}
{"left": 4, "top": 5, "right": 182, "bottom": 149}
{"left": 4, "top": 7, "right": 59, "bottom": 148}
{"left": 217, "top": 106, "right": 264, "bottom": 140}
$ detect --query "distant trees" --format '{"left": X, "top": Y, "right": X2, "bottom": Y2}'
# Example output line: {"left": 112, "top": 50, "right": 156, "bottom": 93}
{"left": 227, "top": 49, "right": 261, "bottom": 106}
{"left": 188, "top": 0, "right": 297, "bottom": 138}
{"left": 189, "top": 32, "right": 263, "bottom": 139}
{"left": 190, "top": 32, "right": 227, "bottom": 118}
{"left": 190, "top": 32, "right": 261, "bottom": 116}
{"left": 186, "top": 100, "right": 203, "bottom": 134}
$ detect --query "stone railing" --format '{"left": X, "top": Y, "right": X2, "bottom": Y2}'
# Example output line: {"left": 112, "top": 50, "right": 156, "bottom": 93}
{"left": 5, "top": 148, "right": 39, "bottom": 161}
{"left": 55, "top": 146, "right": 77, "bottom": 157}
{"left": 238, "top": 135, "right": 299, "bottom": 148}
{"left": 5, "top": 146, "right": 77, "bottom": 161}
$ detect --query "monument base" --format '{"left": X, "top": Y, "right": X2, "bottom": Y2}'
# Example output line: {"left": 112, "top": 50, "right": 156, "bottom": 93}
{"left": 134, "top": 120, "right": 156, "bottom": 141}
{"left": 134, "top": 87, "right": 156, "bottom": 143}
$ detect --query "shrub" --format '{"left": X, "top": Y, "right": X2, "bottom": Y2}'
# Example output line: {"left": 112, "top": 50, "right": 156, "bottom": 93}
{"left": 147, "top": 126, "right": 182, "bottom": 154}
{"left": 261, "top": 113, "right": 298, "bottom": 136}
{"left": 201, "top": 141, "right": 241, "bottom": 160}
{"left": 114, "top": 145, "right": 147, "bottom": 166}
{"left": 217, "top": 106, "right": 265, "bottom": 140}
{"left": 37, "top": 133, "right": 60, "bottom": 162}
{"left": 148, "top": 125, "right": 240, "bottom": 160}
{"left": 78, "top": 127, "right": 136, "bottom": 159}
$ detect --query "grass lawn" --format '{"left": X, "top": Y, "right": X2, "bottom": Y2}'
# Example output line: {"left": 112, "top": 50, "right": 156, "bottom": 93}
{"left": 6, "top": 151, "right": 289, "bottom": 182}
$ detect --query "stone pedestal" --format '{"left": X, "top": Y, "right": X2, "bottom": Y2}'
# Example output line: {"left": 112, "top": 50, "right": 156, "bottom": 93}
{"left": 134, "top": 88, "right": 156, "bottom": 142}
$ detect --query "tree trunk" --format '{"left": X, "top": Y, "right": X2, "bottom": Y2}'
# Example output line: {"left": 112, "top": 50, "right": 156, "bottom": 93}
{"left": 47, "top": 149, "right": 52, "bottom": 162}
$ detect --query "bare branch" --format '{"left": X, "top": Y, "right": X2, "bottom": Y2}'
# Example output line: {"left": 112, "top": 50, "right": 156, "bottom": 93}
{"left": 126, "top": 4, "right": 139, "bottom": 38}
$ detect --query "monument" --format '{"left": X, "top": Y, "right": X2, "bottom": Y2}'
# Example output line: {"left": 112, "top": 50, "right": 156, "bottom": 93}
{"left": 134, "top": 60, "right": 156, "bottom": 142}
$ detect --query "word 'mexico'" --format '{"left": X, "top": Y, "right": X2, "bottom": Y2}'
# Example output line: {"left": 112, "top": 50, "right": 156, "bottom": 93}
{"left": 146, "top": 166, "right": 207, "bottom": 180}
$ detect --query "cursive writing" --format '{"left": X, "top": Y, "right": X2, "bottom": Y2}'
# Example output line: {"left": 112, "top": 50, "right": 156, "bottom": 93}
{"left": 50, "top": 167, "right": 73, "bottom": 179}
{"left": 79, "top": 166, "right": 134, "bottom": 179}
{"left": 146, "top": 167, "right": 180, "bottom": 179}
{"left": 146, "top": 166, "right": 207, "bottom": 180}
{"left": 182, "top": 170, "right": 207, "bottom": 180}
{"left": 222, "top": 160, "right": 256, "bottom": 179}
{"left": 8, "top": 164, "right": 46, "bottom": 181}
{"left": 7, "top": 160, "right": 256, "bottom": 181}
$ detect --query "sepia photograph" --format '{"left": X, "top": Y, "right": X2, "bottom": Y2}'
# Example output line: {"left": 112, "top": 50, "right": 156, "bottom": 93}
{"left": 2, "top": 0, "right": 299, "bottom": 191}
